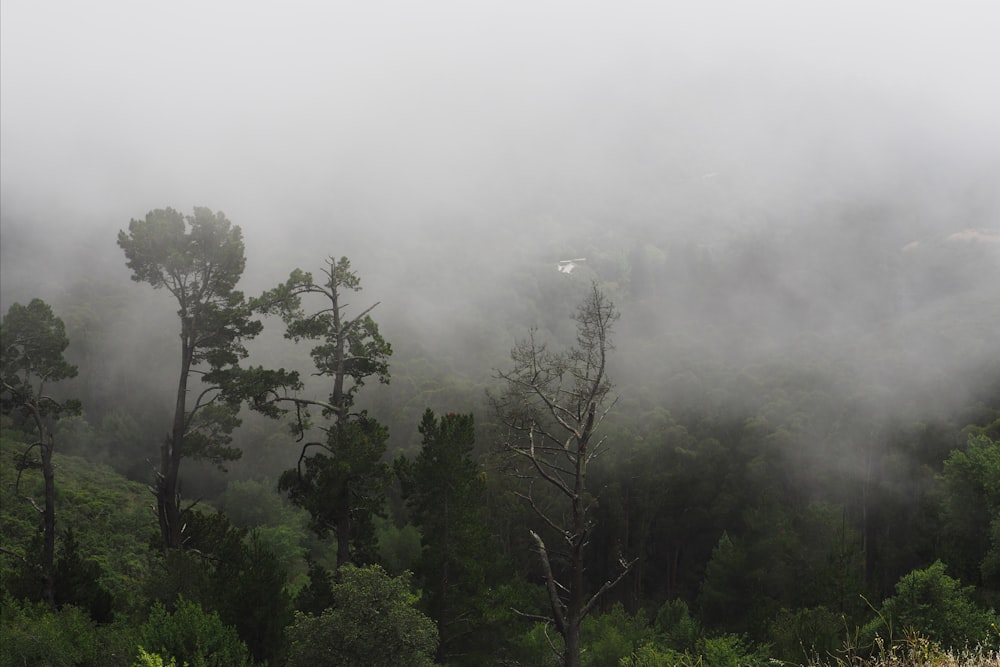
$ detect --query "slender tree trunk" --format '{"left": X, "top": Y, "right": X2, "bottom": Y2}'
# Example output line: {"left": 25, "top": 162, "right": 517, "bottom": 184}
{"left": 437, "top": 496, "right": 450, "bottom": 662}
{"left": 335, "top": 486, "right": 352, "bottom": 569}
{"left": 40, "top": 433, "right": 56, "bottom": 609}
{"left": 564, "top": 550, "right": 584, "bottom": 667}
{"left": 329, "top": 279, "right": 355, "bottom": 569}
{"left": 23, "top": 402, "right": 58, "bottom": 609}
{"left": 159, "top": 332, "right": 193, "bottom": 553}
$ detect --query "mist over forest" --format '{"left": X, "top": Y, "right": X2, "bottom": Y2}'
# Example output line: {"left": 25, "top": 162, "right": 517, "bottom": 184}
{"left": 2, "top": 2, "right": 1000, "bottom": 665}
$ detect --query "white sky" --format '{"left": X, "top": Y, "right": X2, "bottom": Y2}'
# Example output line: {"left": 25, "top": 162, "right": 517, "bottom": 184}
{"left": 2, "top": 1, "right": 999, "bottom": 247}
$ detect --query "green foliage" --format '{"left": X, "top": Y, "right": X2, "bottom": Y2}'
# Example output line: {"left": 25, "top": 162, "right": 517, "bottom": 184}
{"left": 654, "top": 599, "right": 700, "bottom": 652}
{"left": 0, "top": 597, "right": 138, "bottom": 666}
{"left": 0, "top": 597, "right": 98, "bottom": 667}
{"left": 1, "top": 298, "right": 82, "bottom": 605}
{"left": 54, "top": 527, "right": 115, "bottom": 622}
{"left": 278, "top": 416, "right": 391, "bottom": 563}
{"left": 0, "top": 431, "right": 152, "bottom": 614}
{"left": 220, "top": 530, "right": 293, "bottom": 665}
{"left": 285, "top": 564, "right": 438, "bottom": 667}
{"left": 258, "top": 257, "right": 392, "bottom": 419}
{"left": 396, "top": 409, "right": 497, "bottom": 660}
{"left": 142, "top": 510, "right": 292, "bottom": 665}
{"left": 863, "top": 560, "right": 1000, "bottom": 651}
{"left": 580, "top": 604, "right": 656, "bottom": 667}
{"left": 132, "top": 647, "right": 179, "bottom": 667}
{"left": 766, "top": 606, "right": 844, "bottom": 663}
{"left": 375, "top": 515, "right": 422, "bottom": 575}
{"left": 1, "top": 298, "right": 80, "bottom": 416}
{"left": 511, "top": 621, "right": 564, "bottom": 666}
{"left": 218, "top": 478, "right": 311, "bottom": 585}
{"left": 137, "top": 597, "right": 252, "bottom": 667}
{"left": 294, "top": 557, "right": 335, "bottom": 615}
{"left": 117, "top": 208, "right": 266, "bottom": 394}
{"left": 697, "top": 500, "right": 865, "bottom": 639}
{"left": 695, "top": 634, "right": 770, "bottom": 667}
{"left": 264, "top": 256, "right": 393, "bottom": 568}
{"left": 618, "top": 643, "right": 686, "bottom": 667}
{"left": 941, "top": 434, "right": 1000, "bottom": 589}
{"left": 619, "top": 636, "right": 770, "bottom": 667}
{"left": 697, "top": 531, "right": 746, "bottom": 632}
{"left": 118, "top": 207, "right": 298, "bottom": 550}
{"left": 515, "top": 602, "right": 770, "bottom": 667}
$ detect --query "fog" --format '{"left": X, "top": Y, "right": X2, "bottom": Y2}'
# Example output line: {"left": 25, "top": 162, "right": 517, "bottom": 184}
{"left": 2, "top": 1, "right": 999, "bottom": 450}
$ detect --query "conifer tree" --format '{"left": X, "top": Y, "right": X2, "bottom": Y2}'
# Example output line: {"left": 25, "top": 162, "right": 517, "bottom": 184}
{"left": 1, "top": 298, "right": 80, "bottom": 607}
{"left": 261, "top": 256, "right": 392, "bottom": 568}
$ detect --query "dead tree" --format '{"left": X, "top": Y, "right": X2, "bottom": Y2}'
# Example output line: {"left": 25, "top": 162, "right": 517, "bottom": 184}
{"left": 491, "top": 283, "right": 633, "bottom": 667}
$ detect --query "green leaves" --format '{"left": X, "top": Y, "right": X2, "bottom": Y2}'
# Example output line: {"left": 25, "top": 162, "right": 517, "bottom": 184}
{"left": 261, "top": 256, "right": 392, "bottom": 418}
{"left": 119, "top": 207, "right": 300, "bottom": 551}
{"left": 1, "top": 298, "right": 79, "bottom": 417}
{"left": 941, "top": 434, "right": 1000, "bottom": 587}
{"left": 264, "top": 255, "right": 393, "bottom": 568}
{"left": 118, "top": 208, "right": 245, "bottom": 297}
{"left": 864, "top": 560, "right": 1000, "bottom": 650}
{"left": 285, "top": 565, "right": 437, "bottom": 667}
{"left": 137, "top": 597, "right": 253, "bottom": 667}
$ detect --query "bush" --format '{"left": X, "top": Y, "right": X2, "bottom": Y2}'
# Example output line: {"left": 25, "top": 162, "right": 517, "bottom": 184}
{"left": 285, "top": 564, "right": 437, "bottom": 667}
{"left": 863, "top": 560, "right": 999, "bottom": 651}
{"left": 136, "top": 596, "right": 252, "bottom": 667}
{"left": 0, "top": 597, "right": 98, "bottom": 666}
{"left": 581, "top": 603, "right": 656, "bottom": 667}
{"left": 654, "top": 599, "right": 700, "bottom": 652}
{"left": 767, "top": 605, "right": 844, "bottom": 663}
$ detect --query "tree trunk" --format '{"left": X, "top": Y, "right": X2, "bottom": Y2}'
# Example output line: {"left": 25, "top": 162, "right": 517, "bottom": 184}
{"left": 330, "top": 277, "right": 354, "bottom": 569}
{"left": 40, "top": 434, "right": 56, "bottom": 609}
{"left": 334, "top": 488, "right": 352, "bottom": 569}
{"left": 437, "top": 496, "right": 450, "bottom": 662}
{"left": 159, "top": 333, "right": 193, "bottom": 553}
{"left": 563, "top": 624, "right": 582, "bottom": 667}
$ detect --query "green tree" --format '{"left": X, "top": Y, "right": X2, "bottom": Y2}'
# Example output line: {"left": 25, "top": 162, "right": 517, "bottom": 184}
{"left": 260, "top": 256, "right": 392, "bottom": 568}
{"left": 491, "top": 284, "right": 633, "bottom": 667}
{"left": 941, "top": 434, "right": 1000, "bottom": 590}
{"left": 53, "top": 527, "right": 115, "bottom": 623}
{"left": 863, "top": 560, "right": 1000, "bottom": 651}
{"left": 0, "top": 597, "right": 97, "bottom": 667}
{"left": 294, "top": 556, "right": 335, "bottom": 614}
{"left": 579, "top": 604, "right": 655, "bottom": 667}
{"left": 143, "top": 510, "right": 292, "bottom": 665}
{"left": 117, "top": 207, "right": 296, "bottom": 553}
{"left": 137, "top": 596, "right": 253, "bottom": 667}
{"left": 0, "top": 298, "right": 80, "bottom": 607}
{"left": 285, "top": 564, "right": 438, "bottom": 667}
{"left": 396, "top": 409, "right": 494, "bottom": 662}
{"left": 132, "top": 648, "right": 178, "bottom": 667}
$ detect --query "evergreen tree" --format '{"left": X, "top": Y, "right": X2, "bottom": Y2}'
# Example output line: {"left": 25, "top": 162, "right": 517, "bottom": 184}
{"left": 118, "top": 207, "right": 297, "bottom": 553}
{"left": 260, "top": 256, "right": 392, "bottom": 568}
{"left": 0, "top": 298, "right": 80, "bottom": 607}
{"left": 396, "top": 409, "right": 493, "bottom": 662}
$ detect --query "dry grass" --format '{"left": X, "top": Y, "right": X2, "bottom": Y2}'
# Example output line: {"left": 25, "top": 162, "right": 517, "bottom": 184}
{"left": 800, "top": 631, "right": 1000, "bottom": 667}
{"left": 805, "top": 651, "right": 1000, "bottom": 666}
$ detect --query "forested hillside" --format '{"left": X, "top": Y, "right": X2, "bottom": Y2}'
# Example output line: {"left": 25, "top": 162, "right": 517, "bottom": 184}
{"left": 1, "top": 205, "right": 998, "bottom": 666}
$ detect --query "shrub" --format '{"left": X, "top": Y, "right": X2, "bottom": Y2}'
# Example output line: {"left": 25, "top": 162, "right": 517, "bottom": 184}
{"left": 862, "top": 560, "right": 999, "bottom": 651}
{"left": 136, "top": 597, "right": 252, "bottom": 667}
